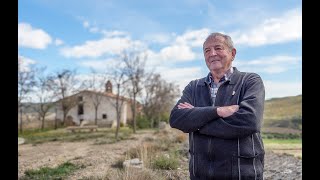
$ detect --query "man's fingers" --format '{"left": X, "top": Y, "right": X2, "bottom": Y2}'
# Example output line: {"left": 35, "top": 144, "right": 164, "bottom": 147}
{"left": 178, "top": 102, "right": 194, "bottom": 109}
{"left": 229, "top": 105, "right": 239, "bottom": 111}
{"left": 184, "top": 102, "right": 194, "bottom": 107}
{"left": 183, "top": 102, "right": 194, "bottom": 108}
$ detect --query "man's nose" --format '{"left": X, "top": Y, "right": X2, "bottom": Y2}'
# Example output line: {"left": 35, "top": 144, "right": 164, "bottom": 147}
{"left": 210, "top": 49, "right": 217, "bottom": 56}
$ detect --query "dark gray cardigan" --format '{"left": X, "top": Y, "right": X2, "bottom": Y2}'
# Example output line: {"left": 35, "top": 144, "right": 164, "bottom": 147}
{"left": 170, "top": 67, "right": 265, "bottom": 179}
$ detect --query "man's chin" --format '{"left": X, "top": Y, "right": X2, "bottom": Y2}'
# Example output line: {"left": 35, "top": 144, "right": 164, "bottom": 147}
{"left": 209, "top": 65, "right": 222, "bottom": 71}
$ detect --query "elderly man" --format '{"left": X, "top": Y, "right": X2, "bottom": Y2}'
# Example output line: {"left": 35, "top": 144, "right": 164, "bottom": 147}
{"left": 170, "top": 32, "right": 265, "bottom": 179}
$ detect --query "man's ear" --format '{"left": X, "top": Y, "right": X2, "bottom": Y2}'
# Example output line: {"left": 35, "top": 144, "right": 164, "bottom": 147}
{"left": 232, "top": 48, "right": 237, "bottom": 60}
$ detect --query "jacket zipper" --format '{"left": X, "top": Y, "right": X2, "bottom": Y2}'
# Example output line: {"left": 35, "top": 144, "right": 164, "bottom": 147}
{"left": 206, "top": 80, "right": 229, "bottom": 176}
{"left": 207, "top": 84, "right": 214, "bottom": 177}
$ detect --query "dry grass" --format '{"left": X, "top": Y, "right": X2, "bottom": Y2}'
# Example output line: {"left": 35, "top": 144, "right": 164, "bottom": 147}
{"left": 115, "top": 128, "right": 189, "bottom": 179}
{"left": 104, "top": 168, "right": 163, "bottom": 180}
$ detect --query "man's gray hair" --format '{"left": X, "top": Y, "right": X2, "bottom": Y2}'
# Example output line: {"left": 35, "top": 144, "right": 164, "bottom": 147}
{"left": 203, "top": 32, "right": 235, "bottom": 51}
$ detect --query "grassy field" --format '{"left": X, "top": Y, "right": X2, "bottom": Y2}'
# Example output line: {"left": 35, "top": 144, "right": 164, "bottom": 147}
{"left": 18, "top": 126, "right": 133, "bottom": 145}
{"left": 263, "top": 138, "right": 302, "bottom": 159}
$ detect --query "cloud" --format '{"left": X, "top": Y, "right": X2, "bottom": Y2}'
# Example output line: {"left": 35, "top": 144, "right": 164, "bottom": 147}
{"left": 143, "top": 32, "right": 174, "bottom": 44}
{"left": 82, "top": 19, "right": 129, "bottom": 37}
{"left": 60, "top": 37, "right": 146, "bottom": 58}
{"left": 264, "top": 80, "right": 301, "bottom": 100}
{"left": 144, "top": 29, "right": 211, "bottom": 66}
{"left": 160, "top": 45, "right": 195, "bottom": 61}
{"left": 54, "top": 39, "right": 64, "bottom": 46}
{"left": 89, "top": 27, "right": 100, "bottom": 33}
{"left": 83, "top": 20, "right": 90, "bottom": 28}
{"left": 18, "top": 23, "right": 52, "bottom": 49}
{"left": 18, "top": 55, "right": 37, "bottom": 72}
{"left": 155, "top": 66, "right": 203, "bottom": 92}
{"left": 174, "top": 28, "right": 210, "bottom": 47}
{"left": 233, "top": 55, "right": 301, "bottom": 74}
{"left": 101, "top": 30, "right": 129, "bottom": 37}
{"left": 79, "top": 58, "right": 122, "bottom": 71}
{"left": 231, "top": 8, "right": 301, "bottom": 46}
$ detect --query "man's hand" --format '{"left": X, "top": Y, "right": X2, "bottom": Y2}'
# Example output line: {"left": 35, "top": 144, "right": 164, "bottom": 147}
{"left": 217, "top": 105, "right": 239, "bottom": 118}
{"left": 178, "top": 102, "right": 194, "bottom": 109}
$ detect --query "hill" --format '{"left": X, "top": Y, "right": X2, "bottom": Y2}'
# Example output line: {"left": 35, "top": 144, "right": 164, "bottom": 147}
{"left": 262, "top": 94, "right": 302, "bottom": 132}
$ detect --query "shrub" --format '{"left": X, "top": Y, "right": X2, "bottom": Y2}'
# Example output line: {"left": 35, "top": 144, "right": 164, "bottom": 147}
{"left": 137, "top": 115, "right": 150, "bottom": 129}
{"left": 22, "top": 162, "right": 82, "bottom": 179}
{"left": 120, "top": 122, "right": 125, "bottom": 127}
{"left": 152, "top": 154, "right": 179, "bottom": 170}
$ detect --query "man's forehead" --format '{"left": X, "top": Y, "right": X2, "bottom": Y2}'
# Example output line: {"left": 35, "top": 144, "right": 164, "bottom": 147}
{"left": 204, "top": 37, "right": 226, "bottom": 47}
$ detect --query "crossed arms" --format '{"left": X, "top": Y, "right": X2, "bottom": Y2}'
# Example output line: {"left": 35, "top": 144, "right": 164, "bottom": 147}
{"left": 169, "top": 74, "right": 265, "bottom": 139}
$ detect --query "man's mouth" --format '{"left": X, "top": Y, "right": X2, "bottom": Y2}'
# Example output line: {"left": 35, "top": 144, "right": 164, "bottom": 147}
{"left": 210, "top": 59, "right": 220, "bottom": 63}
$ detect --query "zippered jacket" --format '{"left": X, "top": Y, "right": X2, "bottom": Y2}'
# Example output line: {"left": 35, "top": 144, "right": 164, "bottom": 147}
{"left": 169, "top": 67, "right": 265, "bottom": 180}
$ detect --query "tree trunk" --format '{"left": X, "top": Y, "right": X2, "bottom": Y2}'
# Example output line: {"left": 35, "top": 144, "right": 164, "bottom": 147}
{"left": 115, "top": 83, "right": 120, "bottom": 141}
{"left": 62, "top": 111, "right": 66, "bottom": 126}
{"left": 157, "top": 116, "right": 160, "bottom": 129}
{"left": 54, "top": 107, "right": 58, "bottom": 129}
{"left": 132, "top": 94, "right": 136, "bottom": 133}
{"left": 115, "top": 113, "right": 120, "bottom": 141}
{"left": 95, "top": 107, "right": 98, "bottom": 125}
{"left": 151, "top": 118, "right": 154, "bottom": 129}
{"left": 41, "top": 116, "right": 45, "bottom": 130}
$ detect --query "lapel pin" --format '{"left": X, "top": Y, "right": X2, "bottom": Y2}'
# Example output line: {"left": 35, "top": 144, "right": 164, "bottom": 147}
{"left": 232, "top": 91, "right": 235, "bottom": 95}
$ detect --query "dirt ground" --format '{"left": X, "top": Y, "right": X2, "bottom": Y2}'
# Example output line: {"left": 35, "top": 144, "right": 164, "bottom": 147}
{"left": 18, "top": 129, "right": 302, "bottom": 180}
{"left": 18, "top": 130, "right": 154, "bottom": 179}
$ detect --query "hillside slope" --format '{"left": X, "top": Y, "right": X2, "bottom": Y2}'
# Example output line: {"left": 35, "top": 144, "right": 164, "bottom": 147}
{"left": 263, "top": 95, "right": 302, "bottom": 130}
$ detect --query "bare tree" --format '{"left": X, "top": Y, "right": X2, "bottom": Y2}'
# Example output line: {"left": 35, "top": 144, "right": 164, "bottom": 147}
{"left": 81, "top": 69, "right": 107, "bottom": 125}
{"left": 107, "top": 68, "right": 129, "bottom": 140}
{"left": 122, "top": 52, "right": 146, "bottom": 133}
{"left": 18, "top": 58, "right": 36, "bottom": 133}
{"left": 33, "top": 67, "right": 55, "bottom": 130}
{"left": 49, "top": 69, "right": 79, "bottom": 127}
{"left": 142, "top": 73, "right": 180, "bottom": 128}
{"left": 142, "top": 73, "right": 158, "bottom": 128}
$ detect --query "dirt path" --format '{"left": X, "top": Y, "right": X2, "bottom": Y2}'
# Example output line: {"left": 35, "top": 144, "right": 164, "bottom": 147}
{"left": 18, "top": 130, "right": 153, "bottom": 179}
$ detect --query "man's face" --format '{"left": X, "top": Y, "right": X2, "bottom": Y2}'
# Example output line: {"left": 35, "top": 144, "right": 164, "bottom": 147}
{"left": 203, "top": 36, "right": 236, "bottom": 73}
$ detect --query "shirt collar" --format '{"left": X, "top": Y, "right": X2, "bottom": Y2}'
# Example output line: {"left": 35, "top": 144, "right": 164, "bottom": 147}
{"left": 205, "top": 66, "right": 234, "bottom": 84}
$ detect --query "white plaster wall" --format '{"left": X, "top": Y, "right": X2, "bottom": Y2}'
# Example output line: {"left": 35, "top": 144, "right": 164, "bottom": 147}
{"left": 55, "top": 92, "right": 132, "bottom": 126}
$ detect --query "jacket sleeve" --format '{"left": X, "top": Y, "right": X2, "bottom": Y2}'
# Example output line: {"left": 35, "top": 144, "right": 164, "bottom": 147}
{"left": 169, "top": 80, "right": 220, "bottom": 133}
{"left": 199, "top": 74, "right": 265, "bottom": 139}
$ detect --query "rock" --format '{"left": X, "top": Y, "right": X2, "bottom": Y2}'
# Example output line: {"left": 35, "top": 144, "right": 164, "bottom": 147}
{"left": 159, "top": 122, "right": 167, "bottom": 129}
{"left": 123, "top": 158, "right": 144, "bottom": 169}
{"left": 18, "top": 137, "right": 25, "bottom": 145}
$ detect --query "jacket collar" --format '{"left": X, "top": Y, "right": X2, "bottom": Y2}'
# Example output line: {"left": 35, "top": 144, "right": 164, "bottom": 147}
{"left": 198, "top": 67, "right": 241, "bottom": 86}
